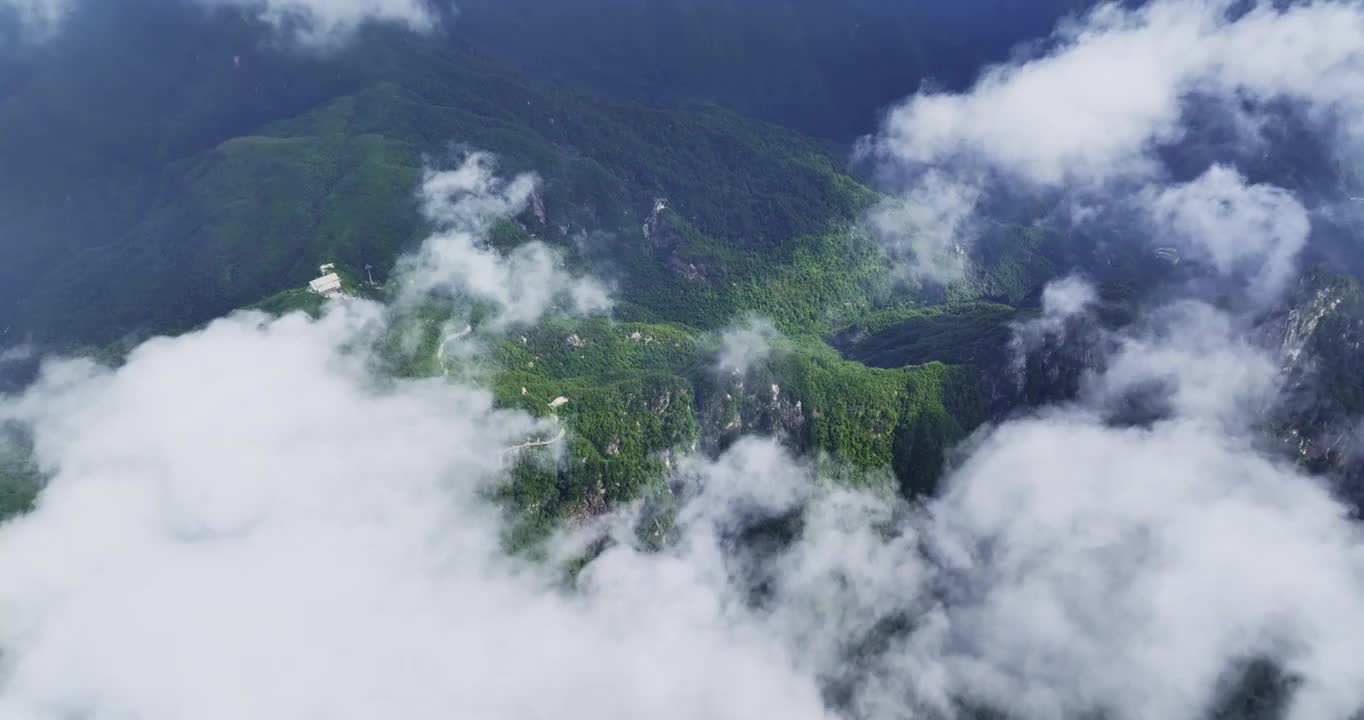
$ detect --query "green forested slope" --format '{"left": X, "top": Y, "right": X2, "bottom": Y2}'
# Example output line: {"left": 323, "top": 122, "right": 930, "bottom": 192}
{"left": 0, "top": 2, "right": 882, "bottom": 347}
{"left": 0, "top": 1, "right": 1048, "bottom": 530}
{"left": 471, "top": 316, "right": 986, "bottom": 539}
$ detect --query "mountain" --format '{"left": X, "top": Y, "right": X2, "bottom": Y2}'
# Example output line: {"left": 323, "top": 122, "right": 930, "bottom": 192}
{"left": 0, "top": 0, "right": 880, "bottom": 351}
{"left": 1266, "top": 270, "right": 1364, "bottom": 514}
{"left": 0, "top": 0, "right": 1034, "bottom": 531}
{"left": 454, "top": 0, "right": 1098, "bottom": 140}
{"left": 6, "top": 3, "right": 1364, "bottom": 719}
{"left": 0, "top": 0, "right": 1111, "bottom": 352}
{"left": 5, "top": 0, "right": 1358, "bottom": 527}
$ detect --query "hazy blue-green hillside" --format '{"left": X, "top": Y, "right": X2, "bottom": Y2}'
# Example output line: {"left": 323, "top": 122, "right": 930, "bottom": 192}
{"left": 0, "top": 1, "right": 888, "bottom": 349}
{"left": 0, "top": 0, "right": 1149, "bottom": 528}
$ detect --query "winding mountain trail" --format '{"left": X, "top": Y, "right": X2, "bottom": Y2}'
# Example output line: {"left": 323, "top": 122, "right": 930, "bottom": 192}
{"left": 501, "top": 428, "right": 567, "bottom": 457}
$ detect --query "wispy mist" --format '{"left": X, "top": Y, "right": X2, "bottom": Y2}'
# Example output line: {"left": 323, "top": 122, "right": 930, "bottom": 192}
{"left": 1, "top": 0, "right": 442, "bottom": 43}
{"left": 1143, "top": 165, "right": 1310, "bottom": 307}
{"left": 0, "top": 0, "right": 66, "bottom": 39}
{"left": 396, "top": 152, "right": 612, "bottom": 329}
{"left": 203, "top": 0, "right": 440, "bottom": 43}
{"left": 715, "top": 316, "right": 782, "bottom": 376}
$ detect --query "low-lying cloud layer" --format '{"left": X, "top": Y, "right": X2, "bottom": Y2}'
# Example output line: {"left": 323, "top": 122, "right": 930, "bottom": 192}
{"left": 3, "top": 280, "right": 1363, "bottom": 720}
{"left": 863, "top": 0, "right": 1362, "bottom": 286}
{"left": 904, "top": 410, "right": 1364, "bottom": 720}
{"left": 1087, "top": 301, "right": 1281, "bottom": 425}
{"left": 0, "top": 308, "right": 824, "bottom": 720}
{"left": 0, "top": 150, "right": 1361, "bottom": 720}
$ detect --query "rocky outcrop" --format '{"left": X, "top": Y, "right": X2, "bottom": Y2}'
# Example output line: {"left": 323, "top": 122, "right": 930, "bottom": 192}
{"left": 642, "top": 198, "right": 709, "bottom": 282}
{"left": 979, "top": 312, "right": 1108, "bottom": 419}
{"left": 695, "top": 366, "right": 808, "bottom": 457}
{"left": 1262, "top": 272, "right": 1364, "bottom": 513}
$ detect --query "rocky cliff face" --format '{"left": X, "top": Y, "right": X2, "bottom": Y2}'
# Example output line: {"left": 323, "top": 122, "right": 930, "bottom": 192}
{"left": 695, "top": 366, "right": 808, "bottom": 458}
{"left": 980, "top": 312, "right": 1109, "bottom": 420}
{"left": 961, "top": 268, "right": 1364, "bottom": 514}
{"left": 1263, "top": 272, "right": 1364, "bottom": 514}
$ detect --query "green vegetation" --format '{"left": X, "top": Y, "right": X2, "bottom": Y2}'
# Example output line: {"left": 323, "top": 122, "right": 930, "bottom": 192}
{"left": 491, "top": 318, "right": 708, "bottom": 397}
{"left": 943, "top": 223, "right": 1069, "bottom": 305}
{"left": 766, "top": 339, "right": 984, "bottom": 496}
{"left": 463, "top": 312, "right": 993, "bottom": 545}
{"left": 251, "top": 288, "right": 327, "bottom": 318}
{"left": 0, "top": 1, "right": 1047, "bottom": 537}
{"left": 834, "top": 302, "right": 1020, "bottom": 368}
{"left": 472, "top": 318, "right": 705, "bottom": 547}
{"left": 0, "top": 2, "right": 877, "bottom": 348}
{"left": 0, "top": 436, "right": 41, "bottom": 523}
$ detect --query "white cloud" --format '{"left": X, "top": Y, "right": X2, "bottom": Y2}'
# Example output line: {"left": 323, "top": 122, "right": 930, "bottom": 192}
{"left": 850, "top": 8, "right": 1364, "bottom": 702}
{"left": 396, "top": 153, "right": 612, "bottom": 329}
{"left": 0, "top": 344, "right": 34, "bottom": 365}
{"left": 862, "top": 0, "right": 1358, "bottom": 288}
{"left": 1144, "top": 165, "right": 1310, "bottom": 306}
{"left": 1041, "top": 274, "right": 1099, "bottom": 318}
{"left": 416, "top": 151, "right": 537, "bottom": 233}
{"left": 1, "top": 0, "right": 440, "bottom": 44}
{"left": 0, "top": 5, "right": 1361, "bottom": 719}
{"left": 1009, "top": 274, "right": 1098, "bottom": 374}
{"left": 745, "top": 300, "right": 1364, "bottom": 720}
{"left": 208, "top": 0, "right": 438, "bottom": 43}
{"left": 870, "top": 0, "right": 1364, "bottom": 188}
{"left": 1088, "top": 301, "right": 1280, "bottom": 427}
{"left": 0, "top": 0, "right": 68, "bottom": 38}
{"left": 866, "top": 171, "right": 980, "bottom": 283}
{"left": 2, "top": 282, "right": 1363, "bottom": 720}
{"left": 0, "top": 306, "right": 830, "bottom": 720}
{"left": 694, "top": 348, "right": 1364, "bottom": 720}
{"left": 895, "top": 411, "right": 1364, "bottom": 720}
{"left": 715, "top": 317, "right": 782, "bottom": 376}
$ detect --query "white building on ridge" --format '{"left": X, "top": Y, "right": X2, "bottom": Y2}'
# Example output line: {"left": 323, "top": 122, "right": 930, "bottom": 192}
{"left": 309, "top": 263, "right": 343, "bottom": 297}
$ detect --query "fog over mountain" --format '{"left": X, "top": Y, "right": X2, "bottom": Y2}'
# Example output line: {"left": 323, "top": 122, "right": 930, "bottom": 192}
{"left": 1, "top": 2, "right": 1363, "bottom": 719}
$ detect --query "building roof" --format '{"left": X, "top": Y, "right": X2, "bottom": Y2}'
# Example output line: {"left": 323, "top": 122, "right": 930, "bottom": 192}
{"left": 309, "top": 273, "right": 343, "bottom": 295}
